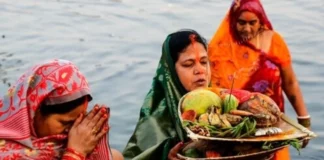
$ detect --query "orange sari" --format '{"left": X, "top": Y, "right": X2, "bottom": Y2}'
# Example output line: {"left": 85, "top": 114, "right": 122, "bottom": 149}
{"left": 208, "top": 1, "right": 292, "bottom": 159}
{"left": 208, "top": 17, "right": 291, "bottom": 112}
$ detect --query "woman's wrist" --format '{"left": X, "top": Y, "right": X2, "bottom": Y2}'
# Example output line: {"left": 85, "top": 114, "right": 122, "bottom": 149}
{"left": 63, "top": 147, "right": 86, "bottom": 160}
{"left": 297, "top": 115, "right": 310, "bottom": 119}
{"left": 297, "top": 115, "right": 311, "bottom": 128}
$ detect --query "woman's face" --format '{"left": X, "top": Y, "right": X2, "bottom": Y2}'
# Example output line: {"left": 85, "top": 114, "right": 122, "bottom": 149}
{"left": 236, "top": 11, "right": 261, "bottom": 41}
{"left": 33, "top": 102, "right": 87, "bottom": 137}
{"left": 175, "top": 42, "right": 210, "bottom": 92}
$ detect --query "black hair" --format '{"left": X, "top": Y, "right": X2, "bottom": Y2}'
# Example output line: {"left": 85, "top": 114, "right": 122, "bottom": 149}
{"left": 168, "top": 29, "right": 208, "bottom": 63}
{"left": 39, "top": 95, "right": 92, "bottom": 115}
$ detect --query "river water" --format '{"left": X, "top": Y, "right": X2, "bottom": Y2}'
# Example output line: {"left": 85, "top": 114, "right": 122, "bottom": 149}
{"left": 0, "top": 0, "right": 323, "bottom": 159}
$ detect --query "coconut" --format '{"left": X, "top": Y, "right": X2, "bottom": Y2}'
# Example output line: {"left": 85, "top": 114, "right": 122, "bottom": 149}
{"left": 182, "top": 89, "right": 222, "bottom": 116}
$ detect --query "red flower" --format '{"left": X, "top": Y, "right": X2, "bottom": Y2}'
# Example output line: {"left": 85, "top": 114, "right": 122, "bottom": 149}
{"left": 58, "top": 66, "right": 73, "bottom": 84}
{"left": 39, "top": 80, "right": 47, "bottom": 90}
{"left": 71, "top": 81, "right": 78, "bottom": 91}
{"left": 56, "top": 86, "right": 66, "bottom": 95}
{"left": 29, "top": 92, "right": 37, "bottom": 102}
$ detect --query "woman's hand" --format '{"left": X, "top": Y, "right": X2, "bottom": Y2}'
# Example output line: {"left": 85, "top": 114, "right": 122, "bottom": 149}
{"left": 302, "top": 136, "right": 310, "bottom": 148}
{"left": 297, "top": 117, "right": 311, "bottom": 148}
{"left": 301, "top": 126, "right": 311, "bottom": 148}
{"left": 67, "top": 104, "right": 110, "bottom": 156}
{"left": 168, "top": 142, "right": 184, "bottom": 160}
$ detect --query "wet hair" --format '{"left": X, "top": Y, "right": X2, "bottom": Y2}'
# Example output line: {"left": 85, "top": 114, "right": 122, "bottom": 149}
{"left": 168, "top": 29, "right": 208, "bottom": 63}
{"left": 39, "top": 95, "right": 92, "bottom": 115}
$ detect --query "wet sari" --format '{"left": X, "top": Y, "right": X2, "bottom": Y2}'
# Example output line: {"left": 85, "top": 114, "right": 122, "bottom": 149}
{"left": 208, "top": 0, "right": 292, "bottom": 159}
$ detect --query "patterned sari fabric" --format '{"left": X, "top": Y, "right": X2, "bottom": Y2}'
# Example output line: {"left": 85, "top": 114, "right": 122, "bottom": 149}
{"left": 0, "top": 59, "right": 111, "bottom": 160}
{"left": 208, "top": 0, "right": 291, "bottom": 112}
{"left": 208, "top": 0, "right": 292, "bottom": 159}
{"left": 122, "top": 35, "right": 188, "bottom": 160}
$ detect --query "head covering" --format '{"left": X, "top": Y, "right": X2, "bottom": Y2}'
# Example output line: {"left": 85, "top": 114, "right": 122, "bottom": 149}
{"left": 122, "top": 32, "right": 193, "bottom": 160}
{"left": 208, "top": 0, "right": 291, "bottom": 111}
{"left": 229, "top": 0, "right": 273, "bottom": 43}
{"left": 0, "top": 59, "right": 111, "bottom": 159}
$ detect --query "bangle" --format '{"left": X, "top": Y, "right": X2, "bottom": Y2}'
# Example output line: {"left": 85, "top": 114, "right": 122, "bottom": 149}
{"left": 62, "top": 155, "right": 81, "bottom": 160}
{"left": 297, "top": 118, "right": 311, "bottom": 128}
{"left": 64, "top": 148, "right": 86, "bottom": 160}
{"left": 297, "top": 115, "right": 311, "bottom": 119}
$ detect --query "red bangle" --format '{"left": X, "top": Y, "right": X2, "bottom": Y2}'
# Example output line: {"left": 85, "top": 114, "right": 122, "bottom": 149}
{"left": 64, "top": 147, "right": 86, "bottom": 160}
{"left": 62, "top": 155, "right": 80, "bottom": 160}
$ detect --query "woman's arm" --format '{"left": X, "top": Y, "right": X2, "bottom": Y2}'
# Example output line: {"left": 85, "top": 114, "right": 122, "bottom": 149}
{"left": 281, "top": 64, "right": 309, "bottom": 117}
{"left": 281, "top": 64, "right": 311, "bottom": 149}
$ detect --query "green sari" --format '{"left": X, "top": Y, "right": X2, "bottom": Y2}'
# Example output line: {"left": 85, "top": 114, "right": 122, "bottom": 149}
{"left": 122, "top": 35, "right": 188, "bottom": 160}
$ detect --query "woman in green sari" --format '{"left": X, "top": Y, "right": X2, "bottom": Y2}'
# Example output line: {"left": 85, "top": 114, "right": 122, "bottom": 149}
{"left": 123, "top": 29, "right": 211, "bottom": 160}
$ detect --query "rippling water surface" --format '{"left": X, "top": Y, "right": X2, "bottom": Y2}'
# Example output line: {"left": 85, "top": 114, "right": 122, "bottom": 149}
{"left": 1, "top": 0, "right": 323, "bottom": 159}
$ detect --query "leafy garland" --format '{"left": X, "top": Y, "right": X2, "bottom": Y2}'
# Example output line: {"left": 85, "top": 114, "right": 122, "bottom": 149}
{"left": 183, "top": 117, "right": 257, "bottom": 138}
{"left": 262, "top": 139, "right": 302, "bottom": 154}
{"left": 183, "top": 118, "right": 302, "bottom": 153}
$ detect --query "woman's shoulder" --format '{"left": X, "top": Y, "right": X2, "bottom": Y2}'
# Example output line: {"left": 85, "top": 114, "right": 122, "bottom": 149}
{"left": 262, "top": 30, "right": 284, "bottom": 41}
{"left": 270, "top": 31, "right": 288, "bottom": 47}
{"left": 268, "top": 30, "right": 291, "bottom": 57}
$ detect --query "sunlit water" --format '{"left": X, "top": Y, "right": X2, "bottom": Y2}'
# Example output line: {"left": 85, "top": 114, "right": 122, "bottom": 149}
{"left": 1, "top": 0, "right": 323, "bottom": 159}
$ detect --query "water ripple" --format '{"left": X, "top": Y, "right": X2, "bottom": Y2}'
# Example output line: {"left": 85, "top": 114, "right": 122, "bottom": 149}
{"left": 0, "top": 1, "right": 323, "bottom": 158}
